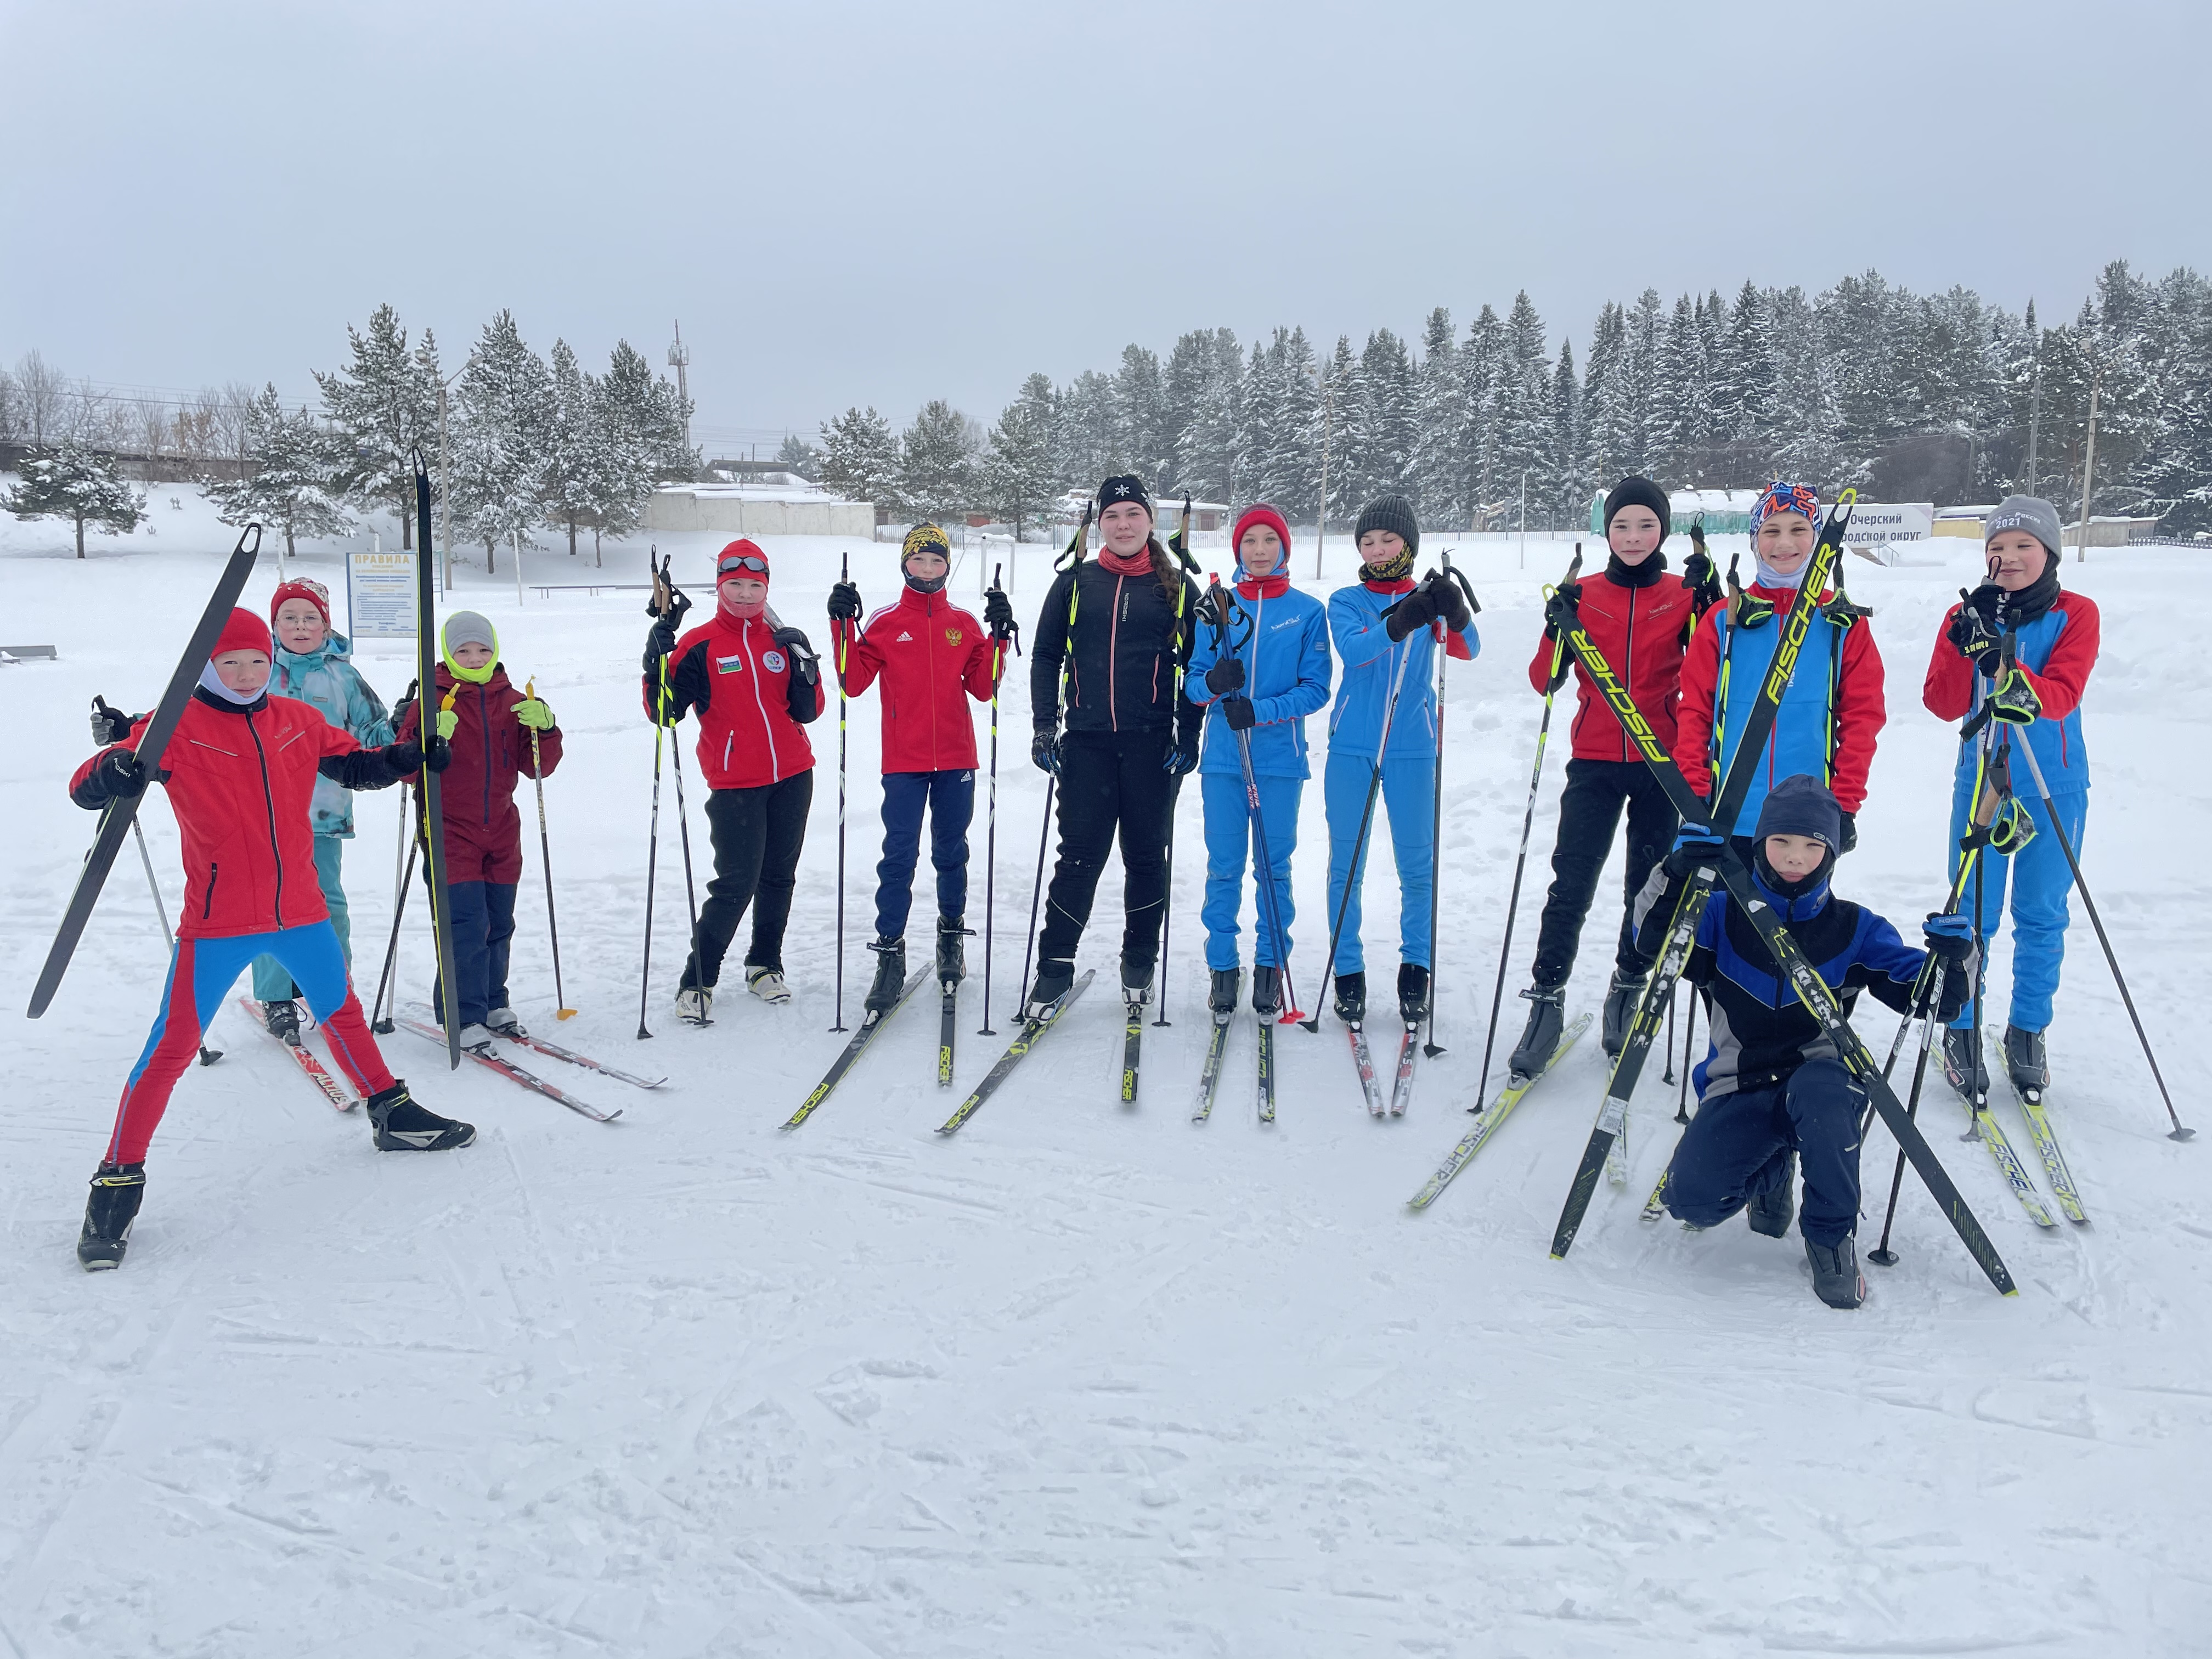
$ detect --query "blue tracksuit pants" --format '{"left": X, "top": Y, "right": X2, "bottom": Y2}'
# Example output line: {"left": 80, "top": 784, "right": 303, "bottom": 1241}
{"left": 251, "top": 834, "right": 349, "bottom": 1002}
{"left": 1946, "top": 780, "right": 2087, "bottom": 1033}
{"left": 1200, "top": 770, "right": 1301, "bottom": 970}
{"left": 1322, "top": 749, "right": 1433, "bottom": 975}
{"left": 874, "top": 769, "right": 975, "bottom": 939}
{"left": 1664, "top": 1058, "right": 1865, "bottom": 1248}
{"left": 438, "top": 880, "right": 518, "bottom": 1029}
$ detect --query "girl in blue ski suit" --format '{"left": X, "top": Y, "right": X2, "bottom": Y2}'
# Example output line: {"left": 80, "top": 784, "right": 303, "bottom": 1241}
{"left": 252, "top": 580, "right": 394, "bottom": 1028}
{"left": 1184, "top": 505, "right": 1332, "bottom": 1015}
{"left": 1322, "top": 494, "right": 1478, "bottom": 1024}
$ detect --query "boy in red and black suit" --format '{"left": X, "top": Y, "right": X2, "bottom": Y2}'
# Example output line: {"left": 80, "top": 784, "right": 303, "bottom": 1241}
{"left": 1509, "top": 477, "right": 1721, "bottom": 1074}
{"left": 826, "top": 523, "right": 1012, "bottom": 1009}
{"left": 68, "top": 608, "right": 473, "bottom": 1271}
{"left": 641, "top": 539, "right": 825, "bottom": 1017}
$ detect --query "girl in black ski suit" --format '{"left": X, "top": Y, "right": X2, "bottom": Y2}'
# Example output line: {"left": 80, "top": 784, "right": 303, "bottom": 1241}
{"left": 1027, "top": 475, "right": 1201, "bottom": 1015}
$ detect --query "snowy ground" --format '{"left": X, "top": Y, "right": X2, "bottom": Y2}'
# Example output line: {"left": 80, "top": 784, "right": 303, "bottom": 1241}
{"left": 4, "top": 497, "right": 2211, "bottom": 1656}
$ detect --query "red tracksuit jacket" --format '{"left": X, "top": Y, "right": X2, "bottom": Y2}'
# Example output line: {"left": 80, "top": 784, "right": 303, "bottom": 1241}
{"left": 833, "top": 587, "right": 1000, "bottom": 773}
{"left": 646, "top": 610, "right": 824, "bottom": 790}
{"left": 70, "top": 690, "right": 407, "bottom": 938}
{"left": 1527, "top": 567, "right": 1699, "bottom": 761}
{"left": 395, "top": 665, "right": 565, "bottom": 884}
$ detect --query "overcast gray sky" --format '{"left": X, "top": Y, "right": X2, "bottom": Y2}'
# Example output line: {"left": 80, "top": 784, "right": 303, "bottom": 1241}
{"left": 5, "top": 0, "right": 2207, "bottom": 454}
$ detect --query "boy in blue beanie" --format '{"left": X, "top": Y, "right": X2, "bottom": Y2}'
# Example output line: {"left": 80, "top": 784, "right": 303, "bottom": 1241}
{"left": 1638, "top": 774, "right": 1975, "bottom": 1308}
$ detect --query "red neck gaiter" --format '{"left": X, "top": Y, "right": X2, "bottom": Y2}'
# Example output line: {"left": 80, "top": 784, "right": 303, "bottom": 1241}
{"left": 1098, "top": 547, "right": 1153, "bottom": 578}
{"left": 1363, "top": 575, "right": 1415, "bottom": 596}
{"left": 1237, "top": 572, "right": 1291, "bottom": 600}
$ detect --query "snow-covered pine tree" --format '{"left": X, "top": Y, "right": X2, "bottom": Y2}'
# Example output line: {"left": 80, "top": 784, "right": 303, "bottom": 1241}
{"left": 2, "top": 437, "right": 145, "bottom": 557}
{"left": 900, "top": 399, "right": 980, "bottom": 524}
{"left": 203, "top": 385, "right": 352, "bottom": 559}
{"left": 774, "top": 433, "right": 821, "bottom": 479}
{"left": 1177, "top": 329, "right": 1243, "bottom": 505}
{"left": 1712, "top": 280, "right": 1777, "bottom": 449}
{"left": 1650, "top": 294, "right": 1705, "bottom": 484}
{"left": 1490, "top": 292, "right": 1551, "bottom": 528}
{"left": 1409, "top": 309, "right": 1463, "bottom": 528}
{"left": 1547, "top": 338, "right": 1584, "bottom": 528}
{"left": 539, "top": 340, "right": 600, "bottom": 557}
{"left": 1352, "top": 328, "right": 1417, "bottom": 509}
{"left": 314, "top": 303, "right": 439, "bottom": 549}
{"left": 1113, "top": 346, "right": 1172, "bottom": 488}
{"left": 1318, "top": 335, "right": 1361, "bottom": 527}
{"left": 979, "top": 375, "right": 1059, "bottom": 540}
{"left": 1055, "top": 371, "right": 1122, "bottom": 492}
{"left": 2134, "top": 268, "right": 2212, "bottom": 534}
{"left": 1771, "top": 284, "right": 1843, "bottom": 487}
{"left": 818, "top": 405, "right": 903, "bottom": 513}
{"left": 1457, "top": 305, "right": 1503, "bottom": 522}
{"left": 450, "top": 309, "right": 552, "bottom": 572}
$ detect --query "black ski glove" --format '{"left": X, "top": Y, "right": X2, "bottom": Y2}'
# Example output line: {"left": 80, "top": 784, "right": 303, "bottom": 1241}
{"left": 1683, "top": 535, "right": 1723, "bottom": 616}
{"left": 774, "top": 628, "right": 821, "bottom": 721}
{"left": 826, "top": 580, "right": 864, "bottom": 623}
{"left": 644, "top": 617, "right": 679, "bottom": 673}
{"left": 1837, "top": 811, "right": 1858, "bottom": 855}
{"left": 1988, "top": 664, "right": 2042, "bottom": 725}
{"left": 91, "top": 696, "right": 143, "bottom": 747}
{"left": 93, "top": 747, "right": 149, "bottom": 800}
{"left": 1438, "top": 574, "right": 1476, "bottom": 631}
{"left": 984, "top": 587, "right": 1018, "bottom": 640}
{"left": 1946, "top": 585, "right": 2005, "bottom": 673}
{"left": 1925, "top": 912, "right": 1977, "bottom": 1022}
{"left": 1205, "top": 657, "right": 1245, "bottom": 696}
{"left": 1384, "top": 583, "right": 1441, "bottom": 642}
{"left": 1031, "top": 728, "right": 1062, "bottom": 776}
{"left": 379, "top": 737, "right": 449, "bottom": 776}
{"left": 1163, "top": 725, "right": 1200, "bottom": 776}
{"left": 1222, "top": 694, "right": 1257, "bottom": 732}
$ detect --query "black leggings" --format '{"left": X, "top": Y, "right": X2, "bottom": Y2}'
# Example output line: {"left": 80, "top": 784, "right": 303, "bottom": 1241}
{"left": 1037, "top": 730, "right": 1178, "bottom": 965}
{"left": 682, "top": 771, "right": 813, "bottom": 989}
{"left": 1530, "top": 758, "right": 1678, "bottom": 986}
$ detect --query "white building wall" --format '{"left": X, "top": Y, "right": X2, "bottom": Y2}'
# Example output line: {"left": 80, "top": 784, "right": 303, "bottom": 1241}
{"left": 645, "top": 492, "right": 876, "bottom": 538}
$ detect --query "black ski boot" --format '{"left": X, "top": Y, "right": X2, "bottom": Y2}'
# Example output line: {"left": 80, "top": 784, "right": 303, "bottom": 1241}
{"left": 1252, "top": 966, "right": 1284, "bottom": 1019}
{"left": 1941, "top": 1026, "right": 1989, "bottom": 1101}
{"left": 77, "top": 1163, "right": 146, "bottom": 1271}
{"left": 1025, "top": 958, "right": 1075, "bottom": 1020}
{"left": 1333, "top": 970, "right": 1367, "bottom": 1024}
{"left": 1748, "top": 1152, "right": 1796, "bottom": 1238}
{"left": 865, "top": 936, "right": 907, "bottom": 1014}
{"left": 263, "top": 998, "right": 302, "bottom": 1046}
{"left": 1805, "top": 1233, "right": 1866, "bottom": 1309}
{"left": 935, "top": 916, "right": 968, "bottom": 986}
{"left": 1508, "top": 984, "right": 1566, "bottom": 1080}
{"left": 1397, "top": 963, "right": 1431, "bottom": 1024}
{"left": 1209, "top": 967, "right": 1242, "bottom": 1018}
{"left": 2002, "top": 1024, "right": 2048, "bottom": 1097}
{"left": 1601, "top": 972, "right": 1646, "bottom": 1057}
{"left": 1120, "top": 952, "right": 1155, "bottom": 1009}
{"left": 367, "top": 1081, "right": 477, "bottom": 1151}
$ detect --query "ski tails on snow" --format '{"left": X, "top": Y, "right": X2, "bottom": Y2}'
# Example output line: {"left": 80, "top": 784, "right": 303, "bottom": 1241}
{"left": 939, "top": 972, "right": 1094, "bottom": 1136}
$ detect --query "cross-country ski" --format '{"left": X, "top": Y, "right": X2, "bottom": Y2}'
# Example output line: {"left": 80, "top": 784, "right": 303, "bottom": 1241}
{"left": 235, "top": 995, "right": 357, "bottom": 1111}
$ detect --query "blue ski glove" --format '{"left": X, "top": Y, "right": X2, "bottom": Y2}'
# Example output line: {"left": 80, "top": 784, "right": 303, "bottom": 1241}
{"left": 1925, "top": 912, "right": 1977, "bottom": 1021}
{"left": 1923, "top": 911, "right": 1974, "bottom": 957}
{"left": 1163, "top": 726, "right": 1200, "bottom": 776}
{"left": 1664, "top": 822, "right": 1726, "bottom": 879}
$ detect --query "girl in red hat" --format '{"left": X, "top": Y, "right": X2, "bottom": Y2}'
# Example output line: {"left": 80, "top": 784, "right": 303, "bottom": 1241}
{"left": 67, "top": 608, "right": 474, "bottom": 1271}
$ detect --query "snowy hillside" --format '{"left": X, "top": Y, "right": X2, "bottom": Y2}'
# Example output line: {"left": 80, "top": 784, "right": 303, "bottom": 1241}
{"left": 3, "top": 515, "right": 2209, "bottom": 1656}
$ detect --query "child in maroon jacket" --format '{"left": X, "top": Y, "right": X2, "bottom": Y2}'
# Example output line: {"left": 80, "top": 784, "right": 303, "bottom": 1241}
{"left": 393, "top": 610, "right": 563, "bottom": 1051}
{"left": 640, "top": 540, "right": 824, "bottom": 1017}
{"left": 826, "top": 524, "right": 1013, "bottom": 1010}
{"left": 67, "top": 608, "right": 473, "bottom": 1271}
{"left": 1509, "top": 477, "right": 1719, "bottom": 1074}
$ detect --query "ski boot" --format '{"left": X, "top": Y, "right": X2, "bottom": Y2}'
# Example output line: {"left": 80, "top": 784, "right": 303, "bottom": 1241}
{"left": 1397, "top": 963, "right": 1431, "bottom": 1024}
{"left": 2002, "top": 1024, "right": 2048, "bottom": 1097}
{"left": 745, "top": 966, "right": 792, "bottom": 1005}
{"left": 77, "top": 1162, "right": 146, "bottom": 1271}
{"left": 263, "top": 998, "right": 302, "bottom": 1046}
{"left": 1120, "top": 951, "right": 1155, "bottom": 1011}
{"left": 865, "top": 936, "right": 907, "bottom": 1014}
{"left": 1940, "top": 1026, "right": 1989, "bottom": 1101}
{"left": 935, "top": 916, "right": 968, "bottom": 986}
{"left": 1333, "top": 970, "right": 1367, "bottom": 1025}
{"left": 455, "top": 1023, "right": 497, "bottom": 1053}
{"left": 366, "top": 1081, "right": 476, "bottom": 1151}
{"left": 1747, "top": 1152, "right": 1796, "bottom": 1238}
{"left": 1025, "top": 957, "right": 1075, "bottom": 1020}
{"left": 1209, "top": 967, "right": 1243, "bottom": 1020}
{"left": 1805, "top": 1233, "right": 1866, "bottom": 1310}
{"left": 1508, "top": 984, "right": 1566, "bottom": 1081}
{"left": 1601, "top": 972, "right": 1646, "bottom": 1057}
{"left": 675, "top": 984, "right": 714, "bottom": 1023}
{"left": 1252, "top": 966, "right": 1284, "bottom": 1019}
{"left": 487, "top": 1006, "right": 526, "bottom": 1037}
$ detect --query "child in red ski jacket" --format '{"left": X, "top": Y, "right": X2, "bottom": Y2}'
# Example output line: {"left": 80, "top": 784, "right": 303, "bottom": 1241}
{"left": 826, "top": 523, "right": 1011, "bottom": 1010}
{"left": 68, "top": 608, "right": 473, "bottom": 1271}
{"left": 641, "top": 539, "right": 825, "bottom": 1017}
{"left": 393, "top": 610, "right": 563, "bottom": 1049}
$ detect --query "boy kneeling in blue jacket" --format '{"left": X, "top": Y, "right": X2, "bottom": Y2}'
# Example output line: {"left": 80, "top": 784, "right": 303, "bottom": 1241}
{"left": 1640, "top": 775, "right": 1974, "bottom": 1309}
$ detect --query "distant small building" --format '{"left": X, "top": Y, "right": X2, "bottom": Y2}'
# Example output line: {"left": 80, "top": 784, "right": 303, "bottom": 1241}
{"left": 647, "top": 476, "right": 873, "bottom": 538}
{"left": 1053, "top": 490, "right": 1231, "bottom": 533}
{"left": 1588, "top": 488, "right": 1758, "bottom": 536}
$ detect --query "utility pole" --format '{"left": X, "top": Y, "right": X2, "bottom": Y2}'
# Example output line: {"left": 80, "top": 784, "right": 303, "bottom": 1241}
{"left": 1518, "top": 470, "right": 1528, "bottom": 570}
{"left": 2072, "top": 365, "right": 2101, "bottom": 565}
{"left": 668, "top": 321, "right": 692, "bottom": 458}
{"left": 437, "top": 379, "right": 455, "bottom": 594}
{"left": 2024, "top": 320, "right": 2042, "bottom": 498}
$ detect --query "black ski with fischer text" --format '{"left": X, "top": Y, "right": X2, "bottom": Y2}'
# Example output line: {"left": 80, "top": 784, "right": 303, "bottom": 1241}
{"left": 784, "top": 967, "right": 931, "bottom": 1128}
{"left": 939, "top": 972, "right": 1095, "bottom": 1135}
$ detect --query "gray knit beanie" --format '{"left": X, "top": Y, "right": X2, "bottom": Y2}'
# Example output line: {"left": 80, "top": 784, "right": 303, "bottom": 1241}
{"left": 1985, "top": 495, "right": 2063, "bottom": 567}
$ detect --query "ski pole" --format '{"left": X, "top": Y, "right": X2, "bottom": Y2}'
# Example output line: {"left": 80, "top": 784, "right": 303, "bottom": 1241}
{"left": 1017, "top": 777, "right": 1056, "bottom": 1008}
{"left": 638, "top": 689, "right": 667, "bottom": 1040}
{"left": 132, "top": 819, "right": 221, "bottom": 1066}
{"left": 1662, "top": 984, "right": 1677, "bottom": 1085}
{"left": 1153, "top": 798, "right": 1178, "bottom": 1028}
{"left": 2006, "top": 716, "right": 2192, "bottom": 1139}
{"left": 831, "top": 551, "right": 851, "bottom": 1034}
{"left": 663, "top": 653, "right": 707, "bottom": 1022}
{"left": 979, "top": 563, "right": 1014, "bottom": 1036}
{"left": 1301, "top": 625, "right": 1419, "bottom": 1034}
{"left": 1866, "top": 980, "right": 1944, "bottom": 1268}
{"left": 1472, "top": 548, "right": 1582, "bottom": 1096}
{"left": 1674, "top": 991, "right": 1697, "bottom": 1124}
{"left": 524, "top": 678, "right": 574, "bottom": 1019}
{"left": 370, "top": 787, "right": 419, "bottom": 1035}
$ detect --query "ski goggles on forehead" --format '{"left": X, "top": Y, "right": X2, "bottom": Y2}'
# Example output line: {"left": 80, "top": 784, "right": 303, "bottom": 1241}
{"left": 718, "top": 556, "right": 769, "bottom": 575}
